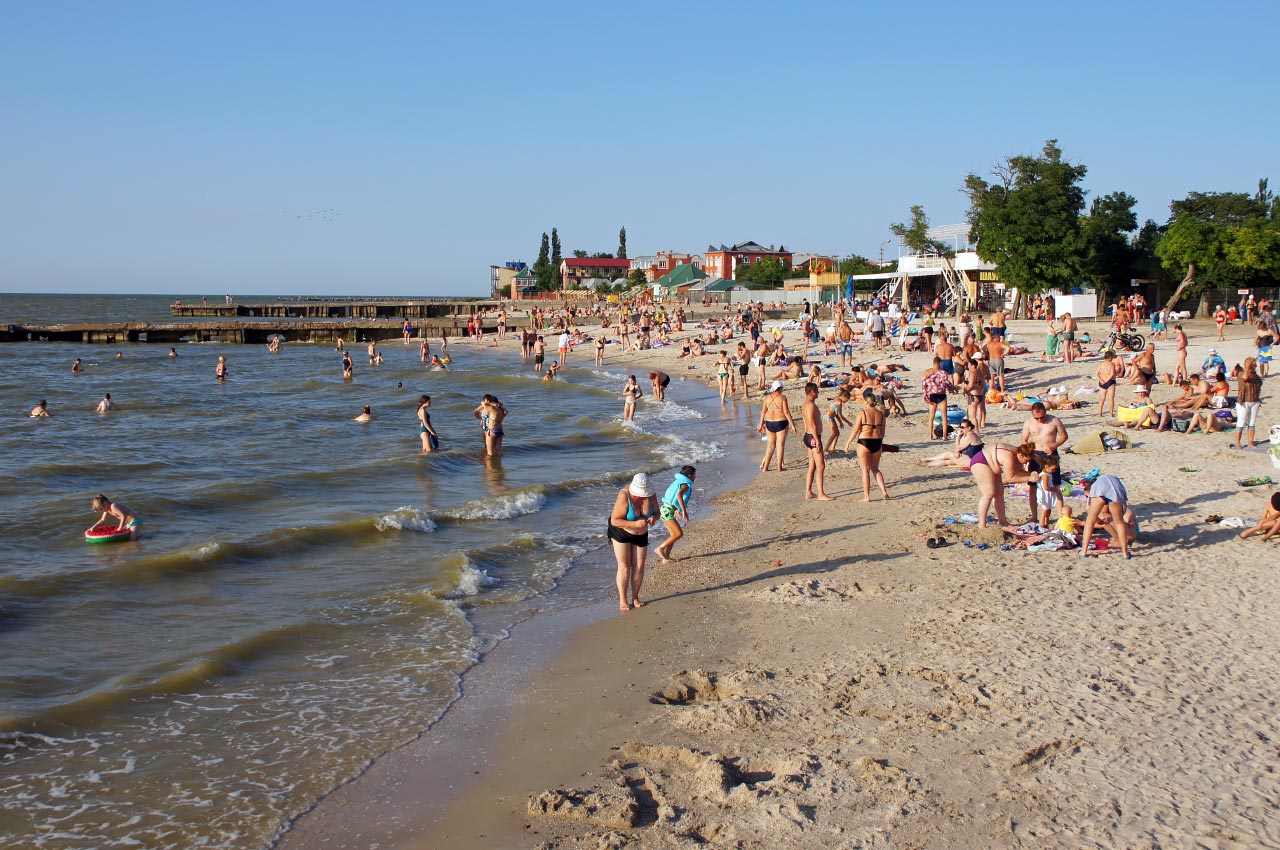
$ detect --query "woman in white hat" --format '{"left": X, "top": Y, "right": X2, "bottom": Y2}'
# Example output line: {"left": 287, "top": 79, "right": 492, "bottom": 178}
{"left": 608, "top": 473, "right": 658, "bottom": 612}
{"left": 757, "top": 380, "right": 796, "bottom": 471}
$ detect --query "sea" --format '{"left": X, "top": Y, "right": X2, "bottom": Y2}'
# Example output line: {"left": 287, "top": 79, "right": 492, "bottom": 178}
{"left": 0, "top": 294, "right": 762, "bottom": 849}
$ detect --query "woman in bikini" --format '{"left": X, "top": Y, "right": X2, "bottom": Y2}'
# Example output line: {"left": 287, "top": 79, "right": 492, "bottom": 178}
{"left": 956, "top": 419, "right": 1008, "bottom": 529}
{"left": 851, "top": 388, "right": 890, "bottom": 502}
{"left": 417, "top": 395, "right": 439, "bottom": 452}
{"left": 963, "top": 356, "right": 988, "bottom": 433}
{"left": 608, "top": 473, "right": 658, "bottom": 612}
{"left": 993, "top": 442, "right": 1044, "bottom": 522}
{"left": 757, "top": 381, "right": 796, "bottom": 471}
{"left": 715, "top": 350, "right": 734, "bottom": 402}
{"left": 621, "top": 375, "right": 642, "bottom": 420}
{"left": 1096, "top": 350, "right": 1119, "bottom": 418}
{"left": 473, "top": 394, "right": 508, "bottom": 457}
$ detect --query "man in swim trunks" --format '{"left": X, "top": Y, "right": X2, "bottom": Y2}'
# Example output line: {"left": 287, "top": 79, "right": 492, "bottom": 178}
{"left": 1060, "top": 313, "right": 1077, "bottom": 364}
{"left": 1020, "top": 402, "right": 1069, "bottom": 510}
{"left": 935, "top": 333, "right": 956, "bottom": 384}
{"left": 649, "top": 370, "right": 670, "bottom": 401}
{"left": 1096, "top": 350, "right": 1120, "bottom": 418}
{"left": 983, "top": 335, "right": 1009, "bottom": 393}
{"left": 533, "top": 335, "right": 546, "bottom": 371}
{"left": 989, "top": 308, "right": 1007, "bottom": 338}
{"left": 1130, "top": 342, "right": 1156, "bottom": 391}
{"left": 801, "top": 382, "right": 834, "bottom": 500}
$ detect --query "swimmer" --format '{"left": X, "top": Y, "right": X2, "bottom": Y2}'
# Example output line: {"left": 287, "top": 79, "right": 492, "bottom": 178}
{"left": 216, "top": 355, "right": 227, "bottom": 380}
{"left": 543, "top": 361, "right": 560, "bottom": 381}
{"left": 71, "top": 358, "right": 82, "bottom": 373}
{"left": 89, "top": 494, "right": 141, "bottom": 540}
{"left": 95, "top": 393, "right": 116, "bottom": 413}
{"left": 429, "top": 354, "right": 447, "bottom": 370}
{"left": 114, "top": 352, "right": 123, "bottom": 359}
{"left": 30, "top": 399, "right": 51, "bottom": 417}
{"left": 353, "top": 404, "right": 374, "bottom": 423}
{"left": 168, "top": 347, "right": 178, "bottom": 358}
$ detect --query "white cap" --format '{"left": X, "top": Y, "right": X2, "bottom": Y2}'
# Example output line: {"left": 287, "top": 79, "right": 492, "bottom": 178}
{"left": 769, "top": 380, "right": 785, "bottom": 392}
{"left": 1133, "top": 386, "right": 1149, "bottom": 394}
{"left": 628, "top": 473, "right": 654, "bottom": 498}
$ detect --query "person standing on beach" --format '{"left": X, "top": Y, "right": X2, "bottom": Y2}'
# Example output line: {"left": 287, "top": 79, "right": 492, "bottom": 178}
{"left": 655, "top": 466, "right": 696, "bottom": 563}
{"left": 851, "top": 387, "right": 890, "bottom": 502}
{"left": 922, "top": 358, "right": 952, "bottom": 440}
{"left": 1060, "top": 313, "right": 1077, "bottom": 364}
{"left": 1131, "top": 343, "right": 1157, "bottom": 392}
{"left": 1096, "top": 351, "right": 1120, "bottom": 418}
{"left": 1078, "top": 469, "right": 1134, "bottom": 559}
{"left": 608, "top": 473, "right": 657, "bottom": 612}
{"left": 417, "top": 395, "right": 439, "bottom": 452}
{"left": 402, "top": 320, "right": 412, "bottom": 344}
{"left": 983, "top": 334, "right": 1009, "bottom": 394}
{"left": 558, "top": 330, "right": 570, "bottom": 365}
{"left": 1173, "top": 324, "right": 1189, "bottom": 382}
{"left": 758, "top": 380, "right": 796, "bottom": 471}
{"left": 800, "top": 382, "right": 835, "bottom": 501}
{"left": 30, "top": 399, "right": 51, "bottom": 417}
{"left": 935, "top": 330, "right": 956, "bottom": 386}
{"left": 1214, "top": 305, "right": 1228, "bottom": 341}
{"left": 649, "top": 370, "right": 670, "bottom": 401}
{"left": 594, "top": 333, "right": 606, "bottom": 366}
{"left": 1235, "top": 357, "right": 1263, "bottom": 449}
{"left": 216, "top": 355, "right": 227, "bottom": 381}
{"left": 1021, "top": 402, "right": 1068, "bottom": 513}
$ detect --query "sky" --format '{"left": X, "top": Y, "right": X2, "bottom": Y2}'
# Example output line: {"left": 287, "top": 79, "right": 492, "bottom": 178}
{"left": 2, "top": 0, "right": 1277, "bottom": 297}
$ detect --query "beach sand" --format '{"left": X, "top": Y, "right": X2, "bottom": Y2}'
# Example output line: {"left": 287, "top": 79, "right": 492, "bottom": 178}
{"left": 281, "top": 315, "right": 1280, "bottom": 850}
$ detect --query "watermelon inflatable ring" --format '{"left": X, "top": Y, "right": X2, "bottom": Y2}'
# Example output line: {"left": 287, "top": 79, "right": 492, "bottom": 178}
{"left": 85, "top": 526, "right": 132, "bottom": 544}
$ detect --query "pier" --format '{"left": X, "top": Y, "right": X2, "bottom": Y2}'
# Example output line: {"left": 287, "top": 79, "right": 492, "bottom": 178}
{"left": 1, "top": 318, "right": 510, "bottom": 345}
{"left": 170, "top": 298, "right": 494, "bottom": 320}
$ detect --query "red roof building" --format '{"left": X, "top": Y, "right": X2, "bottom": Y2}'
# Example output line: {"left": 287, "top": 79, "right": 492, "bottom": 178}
{"left": 702, "top": 241, "right": 793, "bottom": 281}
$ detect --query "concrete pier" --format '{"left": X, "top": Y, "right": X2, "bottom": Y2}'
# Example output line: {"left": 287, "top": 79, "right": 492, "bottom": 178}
{"left": 1, "top": 318, "right": 510, "bottom": 345}
{"left": 170, "top": 299, "right": 497, "bottom": 320}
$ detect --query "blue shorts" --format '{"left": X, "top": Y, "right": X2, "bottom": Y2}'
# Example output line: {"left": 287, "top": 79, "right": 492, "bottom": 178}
{"left": 940, "top": 359, "right": 955, "bottom": 375}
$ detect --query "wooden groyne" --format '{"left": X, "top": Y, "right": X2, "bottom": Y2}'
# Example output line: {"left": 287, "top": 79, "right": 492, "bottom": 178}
{"left": 0, "top": 318, "right": 510, "bottom": 345}
{"left": 171, "top": 299, "right": 497, "bottom": 319}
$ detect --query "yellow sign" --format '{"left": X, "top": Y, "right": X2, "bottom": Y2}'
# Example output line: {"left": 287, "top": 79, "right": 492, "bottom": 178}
{"left": 979, "top": 271, "right": 1001, "bottom": 282}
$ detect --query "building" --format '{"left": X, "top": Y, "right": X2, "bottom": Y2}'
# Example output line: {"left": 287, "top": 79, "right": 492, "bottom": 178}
{"left": 559, "top": 257, "right": 633, "bottom": 289}
{"left": 703, "top": 241, "right": 793, "bottom": 281}
{"left": 510, "top": 266, "right": 541, "bottom": 300}
{"left": 489, "top": 261, "right": 525, "bottom": 298}
{"left": 652, "top": 263, "right": 708, "bottom": 299}
{"left": 646, "top": 250, "right": 703, "bottom": 282}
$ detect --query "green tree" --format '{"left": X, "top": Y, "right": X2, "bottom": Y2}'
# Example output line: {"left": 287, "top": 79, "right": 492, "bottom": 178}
{"left": 1156, "top": 180, "right": 1280, "bottom": 311}
{"left": 627, "top": 268, "right": 648, "bottom": 288}
{"left": 550, "top": 228, "right": 563, "bottom": 289}
{"left": 1080, "top": 191, "right": 1139, "bottom": 301}
{"left": 572, "top": 249, "right": 588, "bottom": 258}
{"left": 617, "top": 227, "right": 627, "bottom": 259}
{"left": 533, "top": 232, "right": 552, "bottom": 291}
{"left": 890, "top": 205, "right": 947, "bottom": 256}
{"left": 734, "top": 257, "right": 787, "bottom": 289}
{"left": 964, "top": 140, "right": 1088, "bottom": 316}
{"left": 839, "top": 255, "right": 881, "bottom": 277}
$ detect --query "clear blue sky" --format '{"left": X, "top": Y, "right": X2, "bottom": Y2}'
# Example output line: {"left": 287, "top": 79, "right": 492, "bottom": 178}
{"left": 2, "top": 1, "right": 1276, "bottom": 296}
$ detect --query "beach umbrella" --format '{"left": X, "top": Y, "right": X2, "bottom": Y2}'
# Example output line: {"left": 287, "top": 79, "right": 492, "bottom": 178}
{"left": 845, "top": 275, "right": 854, "bottom": 302}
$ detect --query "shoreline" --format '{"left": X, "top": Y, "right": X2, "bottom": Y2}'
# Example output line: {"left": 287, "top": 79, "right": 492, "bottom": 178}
{"left": 284, "top": 317, "right": 1280, "bottom": 849}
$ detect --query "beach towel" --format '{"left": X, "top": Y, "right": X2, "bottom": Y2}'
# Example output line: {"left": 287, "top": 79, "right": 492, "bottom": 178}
{"left": 1069, "top": 429, "right": 1132, "bottom": 455}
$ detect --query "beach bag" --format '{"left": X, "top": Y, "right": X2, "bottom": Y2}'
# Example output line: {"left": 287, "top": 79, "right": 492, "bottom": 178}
{"left": 1171, "top": 417, "right": 1191, "bottom": 433}
{"left": 1269, "top": 424, "right": 1280, "bottom": 445}
{"left": 1070, "top": 429, "right": 1131, "bottom": 455}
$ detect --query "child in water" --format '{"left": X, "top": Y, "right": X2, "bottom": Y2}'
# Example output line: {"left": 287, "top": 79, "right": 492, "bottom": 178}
{"left": 89, "top": 494, "right": 141, "bottom": 540}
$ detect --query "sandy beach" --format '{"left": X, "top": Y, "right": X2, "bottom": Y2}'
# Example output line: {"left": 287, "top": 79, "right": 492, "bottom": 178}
{"left": 281, "top": 314, "right": 1280, "bottom": 850}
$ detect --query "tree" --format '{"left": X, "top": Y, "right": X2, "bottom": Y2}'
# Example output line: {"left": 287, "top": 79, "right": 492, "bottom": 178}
{"left": 1157, "top": 180, "right": 1280, "bottom": 312}
{"left": 627, "top": 268, "right": 647, "bottom": 288}
{"left": 964, "top": 140, "right": 1088, "bottom": 316}
{"left": 550, "top": 228, "right": 563, "bottom": 289}
{"left": 890, "top": 205, "right": 947, "bottom": 257}
{"left": 572, "top": 249, "right": 588, "bottom": 258}
{"left": 734, "top": 257, "right": 787, "bottom": 289}
{"left": 1080, "top": 191, "right": 1139, "bottom": 302}
{"left": 533, "top": 232, "right": 552, "bottom": 291}
{"left": 617, "top": 227, "right": 628, "bottom": 259}
{"left": 839, "top": 255, "right": 881, "bottom": 277}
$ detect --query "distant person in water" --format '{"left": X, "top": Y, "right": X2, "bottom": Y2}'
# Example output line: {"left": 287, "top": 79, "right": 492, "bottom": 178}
{"left": 95, "top": 393, "right": 116, "bottom": 413}
{"left": 353, "top": 405, "right": 374, "bottom": 423}
{"left": 429, "top": 354, "right": 447, "bottom": 370}
{"left": 30, "top": 399, "right": 50, "bottom": 417}
{"left": 367, "top": 339, "right": 378, "bottom": 364}
{"left": 342, "top": 351, "right": 354, "bottom": 380}
{"left": 168, "top": 347, "right": 178, "bottom": 358}
{"left": 543, "top": 361, "right": 560, "bottom": 381}
{"left": 90, "top": 494, "right": 140, "bottom": 540}
{"left": 216, "top": 355, "right": 227, "bottom": 380}
{"left": 71, "top": 358, "right": 82, "bottom": 372}
{"left": 114, "top": 351, "right": 123, "bottom": 359}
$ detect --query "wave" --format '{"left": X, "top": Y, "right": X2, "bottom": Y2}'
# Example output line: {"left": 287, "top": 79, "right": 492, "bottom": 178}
{"left": 651, "top": 433, "right": 727, "bottom": 466}
{"left": 434, "top": 487, "right": 547, "bottom": 522}
{"left": 1, "top": 622, "right": 336, "bottom": 732}
{"left": 374, "top": 506, "right": 437, "bottom": 533}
